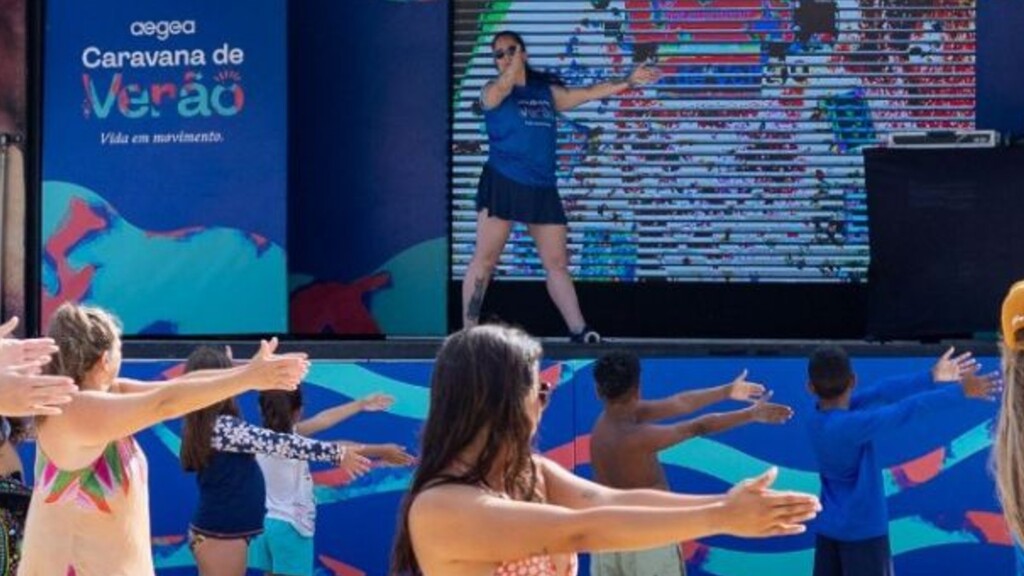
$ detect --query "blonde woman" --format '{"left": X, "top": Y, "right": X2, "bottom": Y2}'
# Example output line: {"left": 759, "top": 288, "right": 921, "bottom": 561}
{"left": 995, "top": 281, "right": 1024, "bottom": 543}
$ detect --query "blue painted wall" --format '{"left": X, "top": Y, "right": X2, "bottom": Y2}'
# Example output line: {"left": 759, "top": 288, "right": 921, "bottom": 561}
{"left": 19, "top": 354, "right": 1007, "bottom": 575}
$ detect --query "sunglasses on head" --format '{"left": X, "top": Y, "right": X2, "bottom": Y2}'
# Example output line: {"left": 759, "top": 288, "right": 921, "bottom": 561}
{"left": 538, "top": 380, "right": 553, "bottom": 408}
{"left": 493, "top": 45, "right": 519, "bottom": 60}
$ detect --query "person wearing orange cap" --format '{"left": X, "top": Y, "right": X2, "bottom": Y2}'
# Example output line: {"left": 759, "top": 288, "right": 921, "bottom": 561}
{"left": 994, "top": 280, "right": 1024, "bottom": 548}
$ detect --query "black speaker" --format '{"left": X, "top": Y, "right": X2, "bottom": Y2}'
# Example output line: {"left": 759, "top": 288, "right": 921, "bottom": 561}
{"left": 865, "top": 147, "right": 1024, "bottom": 340}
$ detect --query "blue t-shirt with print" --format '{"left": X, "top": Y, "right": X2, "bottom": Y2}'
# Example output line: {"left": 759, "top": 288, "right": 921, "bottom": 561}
{"left": 483, "top": 80, "right": 557, "bottom": 188}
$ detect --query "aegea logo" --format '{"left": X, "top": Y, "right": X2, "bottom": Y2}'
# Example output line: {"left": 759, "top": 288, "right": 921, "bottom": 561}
{"left": 129, "top": 20, "right": 196, "bottom": 41}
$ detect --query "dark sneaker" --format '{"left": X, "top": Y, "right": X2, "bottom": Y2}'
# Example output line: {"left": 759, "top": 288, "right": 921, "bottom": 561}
{"left": 569, "top": 326, "right": 602, "bottom": 344}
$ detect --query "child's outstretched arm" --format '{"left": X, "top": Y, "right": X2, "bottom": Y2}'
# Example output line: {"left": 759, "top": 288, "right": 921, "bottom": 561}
{"left": 636, "top": 370, "right": 768, "bottom": 423}
{"left": 295, "top": 392, "right": 394, "bottom": 436}
{"left": 839, "top": 373, "right": 996, "bottom": 444}
{"left": 337, "top": 440, "right": 415, "bottom": 466}
{"left": 628, "top": 395, "right": 794, "bottom": 453}
{"left": 212, "top": 415, "right": 372, "bottom": 478}
{"left": 960, "top": 368, "right": 1002, "bottom": 401}
{"left": 851, "top": 347, "right": 977, "bottom": 409}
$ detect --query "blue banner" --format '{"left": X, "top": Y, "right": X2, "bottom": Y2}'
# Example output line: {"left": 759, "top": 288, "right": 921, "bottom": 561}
{"left": 41, "top": 0, "right": 287, "bottom": 334}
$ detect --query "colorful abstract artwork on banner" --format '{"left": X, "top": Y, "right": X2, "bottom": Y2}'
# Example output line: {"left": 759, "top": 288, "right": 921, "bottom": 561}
{"left": 40, "top": 0, "right": 287, "bottom": 334}
{"left": 15, "top": 354, "right": 1009, "bottom": 575}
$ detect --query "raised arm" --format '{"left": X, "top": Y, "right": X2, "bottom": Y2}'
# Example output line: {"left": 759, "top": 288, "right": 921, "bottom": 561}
{"left": 114, "top": 365, "right": 250, "bottom": 394}
{"left": 213, "top": 419, "right": 374, "bottom": 479}
{"left": 551, "top": 64, "right": 660, "bottom": 112}
{"left": 481, "top": 52, "right": 525, "bottom": 110}
{"left": 849, "top": 371, "right": 933, "bottom": 409}
{"left": 0, "top": 371, "right": 76, "bottom": 417}
{"left": 0, "top": 317, "right": 76, "bottom": 417}
{"left": 410, "top": 466, "right": 818, "bottom": 567}
{"left": 117, "top": 339, "right": 307, "bottom": 395}
{"left": 43, "top": 355, "right": 307, "bottom": 449}
{"left": 0, "top": 316, "right": 61, "bottom": 369}
{"left": 212, "top": 415, "right": 343, "bottom": 462}
{"left": 344, "top": 441, "right": 415, "bottom": 466}
{"left": 295, "top": 392, "right": 395, "bottom": 436}
{"left": 850, "top": 347, "right": 977, "bottom": 409}
{"left": 636, "top": 369, "right": 766, "bottom": 422}
{"left": 539, "top": 456, "right": 723, "bottom": 510}
{"left": 630, "top": 398, "right": 792, "bottom": 453}
{"left": 841, "top": 385, "right": 967, "bottom": 444}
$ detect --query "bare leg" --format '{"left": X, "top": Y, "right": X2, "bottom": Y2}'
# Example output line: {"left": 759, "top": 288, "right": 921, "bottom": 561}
{"left": 192, "top": 537, "right": 249, "bottom": 576}
{"left": 462, "top": 210, "right": 513, "bottom": 327}
{"left": 528, "top": 223, "right": 586, "bottom": 333}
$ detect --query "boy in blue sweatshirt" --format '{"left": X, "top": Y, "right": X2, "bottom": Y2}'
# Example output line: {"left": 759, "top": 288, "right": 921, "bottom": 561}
{"left": 806, "top": 346, "right": 1000, "bottom": 576}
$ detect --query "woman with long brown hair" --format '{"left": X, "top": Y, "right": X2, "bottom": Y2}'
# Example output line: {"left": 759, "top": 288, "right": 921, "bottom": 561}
{"left": 179, "top": 346, "right": 371, "bottom": 576}
{"left": 391, "top": 325, "right": 821, "bottom": 576}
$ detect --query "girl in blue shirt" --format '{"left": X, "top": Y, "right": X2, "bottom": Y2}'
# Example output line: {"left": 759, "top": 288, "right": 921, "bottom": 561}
{"left": 179, "top": 344, "right": 371, "bottom": 576}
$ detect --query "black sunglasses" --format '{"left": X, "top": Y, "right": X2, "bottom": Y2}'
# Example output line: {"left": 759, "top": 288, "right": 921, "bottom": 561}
{"left": 538, "top": 380, "right": 553, "bottom": 408}
{"left": 493, "top": 45, "right": 519, "bottom": 60}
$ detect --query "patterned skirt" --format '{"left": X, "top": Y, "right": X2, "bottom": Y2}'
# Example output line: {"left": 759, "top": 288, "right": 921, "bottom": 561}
{"left": 0, "top": 474, "right": 30, "bottom": 576}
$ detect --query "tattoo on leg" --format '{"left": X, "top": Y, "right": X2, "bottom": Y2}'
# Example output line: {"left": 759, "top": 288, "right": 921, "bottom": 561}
{"left": 467, "top": 277, "right": 486, "bottom": 323}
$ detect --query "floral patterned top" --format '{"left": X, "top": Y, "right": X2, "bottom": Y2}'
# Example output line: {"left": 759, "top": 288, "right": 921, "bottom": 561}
{"left": 211, "top": 416, "right": 344, "bottom": 462}
{"left": 190, "top": 416, "right": 343, "bottom": 538}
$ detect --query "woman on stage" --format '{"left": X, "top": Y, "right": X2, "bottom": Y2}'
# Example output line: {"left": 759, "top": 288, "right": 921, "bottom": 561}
{"left": 462, "top": 31, "right": 659, "bottom": 342}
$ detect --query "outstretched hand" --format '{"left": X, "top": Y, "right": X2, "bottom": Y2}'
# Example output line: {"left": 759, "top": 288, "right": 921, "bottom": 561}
{"left": 360, "top": 393, "right": 395, "bottom": 412}
{"left": 627, "top": 63, "right": 661, "bottom": 87}
{"left": 243, "top": 338, "right": 309, "bottom": 392}
{"left": 728, "top": 370, "right": 767, "bottom": 401}
{"left": 338, "top": 446, "right": 373, "bottom": 479}
{"left": 750, "top": 391, "right": 794, "bottom": 424}
{"left": 0, "top": 317, "right": 60, "bottom": 369}
{"left": 374, "top": 443, "right": 416, "bottom": 467}
{"left": 931, "top": 347, "right": 978, "bottom": 382}
{"left": 723, "top": 467, "right": 821, "bottom": 537}
{"left": 0, "top": 371, "right": 77, "bottom": 417}
{"left": 960, "top": 367, "right": 1002, "bottom": 401}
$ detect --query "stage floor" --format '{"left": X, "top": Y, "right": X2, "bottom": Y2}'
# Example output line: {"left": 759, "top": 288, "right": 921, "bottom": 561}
{"left": 122, "top": 336, "right": 1002, "bottom": 360}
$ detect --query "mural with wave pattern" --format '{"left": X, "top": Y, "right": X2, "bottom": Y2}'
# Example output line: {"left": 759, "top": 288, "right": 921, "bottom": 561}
{"left": 41, "top": 182, "right": 287, "bottom": 334}
{"left": 17, "top": 354, "right": 1009, "bottom": 575}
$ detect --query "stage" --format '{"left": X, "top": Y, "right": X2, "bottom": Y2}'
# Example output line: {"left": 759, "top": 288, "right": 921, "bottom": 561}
{"left": 122, "top": 336, "right": 1002, "bottom": 361}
